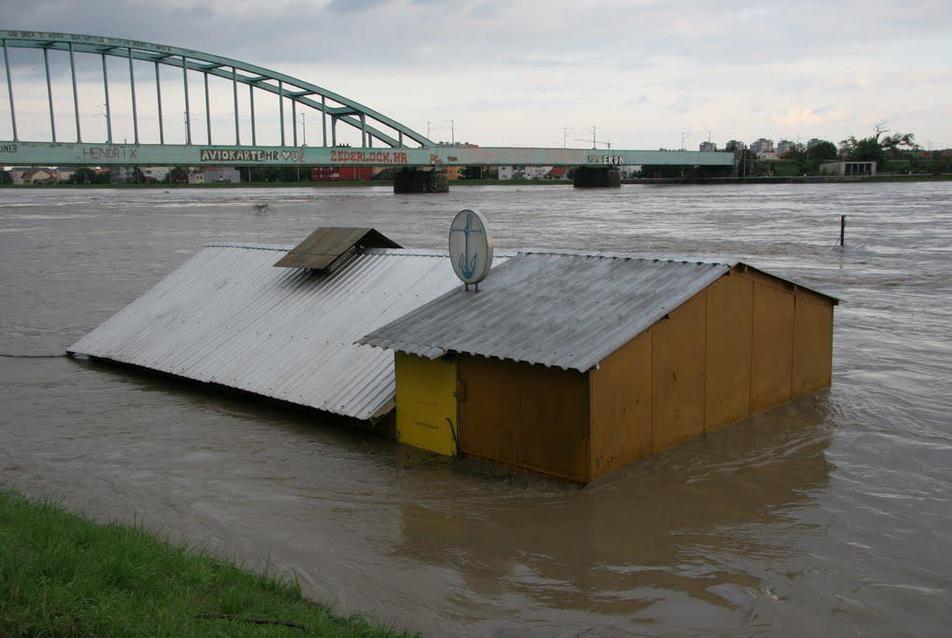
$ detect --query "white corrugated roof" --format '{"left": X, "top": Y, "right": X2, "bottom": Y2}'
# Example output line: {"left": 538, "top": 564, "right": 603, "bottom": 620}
{"left": 359, "top": 252, "right": 733, "bottom": 372}
{"left": 69, "top": 243, "right": 501, "bottom": 420}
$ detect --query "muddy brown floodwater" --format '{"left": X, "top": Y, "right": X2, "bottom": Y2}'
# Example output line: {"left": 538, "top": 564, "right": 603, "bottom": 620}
{"left": 2, "top": 183, "right": 951, "bottom": 636}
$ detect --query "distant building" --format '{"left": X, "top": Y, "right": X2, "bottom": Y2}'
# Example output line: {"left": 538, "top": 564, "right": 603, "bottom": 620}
{"left": 498, "top": 165, "right": 555, "bottom": 180}
{"left": 203, "top": 167, "right": 241, "bottom": 184}
{"left": 111, "top": 167, "right": 144, "bottom": 183}
{"left": 699, "top": 141, "right": 717, "bottom": 152}
{"left": 498, "top": 165, "right": 518, "bottom": 180}
{"left": 11, "top": 167, "right": 59, "bottom": 184}
{"left": 776, "top": 140, "right": 798, "bottom": 156}
{"left": 142, "top": 166, "right": 171, "bottom": 182}
{"left": 819, "top": 161, "right": 876, "bottom": 176}
{"left": 311, "top": 166, "right": 375, "bottom": 181}
{"left": 749, "top": 138, "right": 775, "bottom": 158}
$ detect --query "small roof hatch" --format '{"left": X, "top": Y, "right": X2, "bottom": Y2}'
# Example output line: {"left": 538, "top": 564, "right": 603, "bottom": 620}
{"left": 274, "top": 227, "right": 401, "bottom": 272}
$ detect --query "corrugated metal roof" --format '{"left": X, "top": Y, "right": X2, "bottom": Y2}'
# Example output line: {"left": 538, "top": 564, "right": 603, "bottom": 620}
{"left": 273, "top": 227, "right": 401, "bottom": 271}
{"left": 358, "top": 252, "right": 732, "bottom": 373}
{"left": 69, "top": 244, "right": 504, "bottom": 420}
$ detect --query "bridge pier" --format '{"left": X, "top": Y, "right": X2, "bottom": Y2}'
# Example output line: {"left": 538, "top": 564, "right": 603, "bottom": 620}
{"left": 393, "top": 167, "right": 449, "bottom": 193}
{"left": 573, "top": 166, "right": 621, "bottom": 188}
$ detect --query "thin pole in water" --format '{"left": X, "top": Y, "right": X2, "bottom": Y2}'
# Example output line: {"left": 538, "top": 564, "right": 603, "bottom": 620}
{"left": 840, "top": 214, "right": 846, "bottom": 247}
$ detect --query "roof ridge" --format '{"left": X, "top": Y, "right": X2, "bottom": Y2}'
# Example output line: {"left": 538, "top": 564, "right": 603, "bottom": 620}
{"left": 518, "top": 249, "right": 730, "bottom": 266}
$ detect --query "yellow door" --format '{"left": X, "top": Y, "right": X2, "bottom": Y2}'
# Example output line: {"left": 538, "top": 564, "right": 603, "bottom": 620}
{"left": 394, "top": 353, "right": 458, "bottom": 456}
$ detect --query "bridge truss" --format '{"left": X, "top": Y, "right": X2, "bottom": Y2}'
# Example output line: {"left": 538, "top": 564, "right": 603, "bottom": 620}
{"left": 0, "top": 29, "right": 735, "bottom": 171}
{"left": 0, "top": 29, "right": 433, "bottom": 149}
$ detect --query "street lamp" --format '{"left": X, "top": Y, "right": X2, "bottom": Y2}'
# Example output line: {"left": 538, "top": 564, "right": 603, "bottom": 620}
{"left": 427, "top": 119, "right": 455, "bottom": 144}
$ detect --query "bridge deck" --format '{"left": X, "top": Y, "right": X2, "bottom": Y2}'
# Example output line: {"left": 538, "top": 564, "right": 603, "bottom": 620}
{"left": 1, "top": 141, "right": 735, "bottom": 168}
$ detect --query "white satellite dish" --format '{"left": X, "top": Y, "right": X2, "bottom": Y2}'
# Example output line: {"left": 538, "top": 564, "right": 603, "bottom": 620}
{"left": 449, "top": 209, "right": 494, "bottom": 289}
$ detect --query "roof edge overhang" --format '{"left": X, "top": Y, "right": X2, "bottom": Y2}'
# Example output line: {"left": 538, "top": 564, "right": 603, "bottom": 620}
{"left": 732, "top": 262, "right": 840, "bottom": 305}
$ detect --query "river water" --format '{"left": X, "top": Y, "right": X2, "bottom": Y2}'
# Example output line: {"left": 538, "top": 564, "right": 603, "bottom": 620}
{"left": 1, "top": 183, "right": 950, "bottom": 636}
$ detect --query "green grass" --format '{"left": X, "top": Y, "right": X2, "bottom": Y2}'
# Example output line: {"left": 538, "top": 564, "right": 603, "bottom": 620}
{"left": 0, "top": 489, "right": 415, "bottom": 637}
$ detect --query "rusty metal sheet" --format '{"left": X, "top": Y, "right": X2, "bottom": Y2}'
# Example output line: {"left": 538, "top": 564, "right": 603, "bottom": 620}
{"left": 273, "top": 227, "right": 401, "bottom": 271}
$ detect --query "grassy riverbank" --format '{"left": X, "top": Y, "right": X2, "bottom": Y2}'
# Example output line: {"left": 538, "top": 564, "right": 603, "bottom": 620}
{"left": 0, "top": 489, "right": 413, "bottom": 637}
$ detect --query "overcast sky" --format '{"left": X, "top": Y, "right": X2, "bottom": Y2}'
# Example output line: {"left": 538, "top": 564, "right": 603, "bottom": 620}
{"left": 2, "top": 0, "right": 950, "bottom": 150}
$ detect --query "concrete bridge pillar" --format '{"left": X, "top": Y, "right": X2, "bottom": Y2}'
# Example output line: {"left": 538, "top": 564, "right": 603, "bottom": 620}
{"left": 393, "top": 167, "right": 449, "bottom": 193}
{"left": 573, "top": 166, "right": 621, "bottom": 188}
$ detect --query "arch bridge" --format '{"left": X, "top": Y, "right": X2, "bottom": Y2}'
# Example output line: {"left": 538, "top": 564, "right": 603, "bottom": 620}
{"left": 0, "top": 30, "right": 735, "bottom": 190}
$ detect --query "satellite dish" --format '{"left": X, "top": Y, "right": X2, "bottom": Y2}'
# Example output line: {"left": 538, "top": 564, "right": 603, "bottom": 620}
{"left": 449, "top": 209, "right": 494, "bottom": 288}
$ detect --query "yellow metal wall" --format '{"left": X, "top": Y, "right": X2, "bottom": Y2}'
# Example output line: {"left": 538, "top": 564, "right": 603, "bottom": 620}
{"left": 589, "top": 330, "right": 652, "bottom": 477}
{"left": 586, "top": 269, "right": 834, "bottom": 482}
{"left": 394, "top": 352, "right": 458, "bottom": 456}
{"left": 457, "top": 356, "right": 591, "bottom": 482}
{"left": 750, "top": 279, "right": 796, "bottom": 413}
{"left": 792, "top": 294, "right": 834, "bottom": 394}
{"left": 704, "top": 274, "right": 754, "bottom": 431}
{"left": 650, "top": 292, "right": 708, "bottom": 453}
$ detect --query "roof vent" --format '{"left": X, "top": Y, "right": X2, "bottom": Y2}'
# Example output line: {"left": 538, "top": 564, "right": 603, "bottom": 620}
{"left": 274, "top": 227, "right": 401, "bottom": 273}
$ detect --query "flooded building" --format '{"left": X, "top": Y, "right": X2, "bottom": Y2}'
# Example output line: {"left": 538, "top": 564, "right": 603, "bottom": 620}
{"left": 68, "top": 228, "right": 506, "bottom": 422}
{"left": 360, "top": 252, "right": 837, "bottom": 483}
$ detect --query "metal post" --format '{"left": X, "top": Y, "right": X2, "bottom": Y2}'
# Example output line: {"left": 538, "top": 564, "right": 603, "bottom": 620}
{"left": 181, "top": 56, "right": 191, "bottom": 145}
{"left": 331, "top": 116, "right": 336, "bottom": 146}
{"left": 69, "top": 42, "right": 81, "bottom": 142}
{"left": 840, "top": 215, "right": 846, "bottom": 247}
{"left": 203, "top": 72, "right": 211, "bottom": 144}
{"left": 278, "top": 80, "right": 285, "bottom": 146}
{"left": 249, "top": 84, "right": 256, "bottom": 145}
{"left": 292, "top": 99, "right": 297, "bottom": 146}
{"left": 232, "top": 66, "right": 239, "bottom": 145}
{"left": 43, "top": 48, "right": 56, "bottom": 142}
{"left": 102, "top": 54, "right": 112, "bottom": 143}
{"left": 1, "top": 39, "right": 17, "bottom": 141}
{"left": 360, "top": 112, "right": 366, "bottom": 147}
{"left": 321, "top": 95, "right": 327, "bottom": 147}
{"left": 154, "top": 61, "right": 163, "bottom": 144}
{"left": 398, "top": 130, "right": 403, "bottom": 147}
{"left": 127, "top": 47, "right": 138, "bottom": 144}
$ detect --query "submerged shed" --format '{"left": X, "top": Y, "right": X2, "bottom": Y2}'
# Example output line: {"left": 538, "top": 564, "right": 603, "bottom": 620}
{"left": 359, "top": 251, "right": 838, "bottom": 483}
{"left": 68, "top": 228, "right": 503, "bottom": 421}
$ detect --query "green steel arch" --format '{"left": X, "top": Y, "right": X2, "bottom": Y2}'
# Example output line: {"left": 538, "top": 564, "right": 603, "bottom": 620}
{"left": 0, "top": 29, "right": 434, "bottom": 148}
